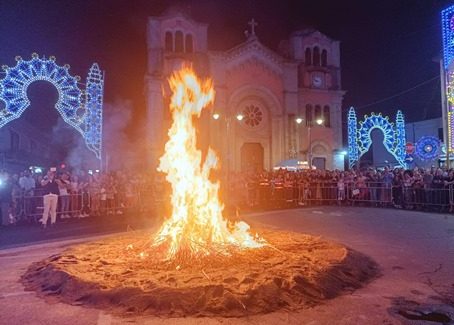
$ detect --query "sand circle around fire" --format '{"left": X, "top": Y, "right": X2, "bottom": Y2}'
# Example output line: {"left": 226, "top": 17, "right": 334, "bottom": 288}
{"left": 21, "top": 230, "right": 379, "bottom": 317}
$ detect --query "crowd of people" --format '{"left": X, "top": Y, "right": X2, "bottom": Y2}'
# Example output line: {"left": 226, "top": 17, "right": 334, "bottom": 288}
{"left": 2, "top": 164, "right": 454, "bottom": 227}
{"left": 0, "top": 167, "right": 162, "bottom": 227}
{"left": 228, "top": 166, "right": 454, "bottom": 212}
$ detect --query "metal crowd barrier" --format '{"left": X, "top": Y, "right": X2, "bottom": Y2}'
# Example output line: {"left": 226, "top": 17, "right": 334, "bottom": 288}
{"left": 401, "top": 187, "right": 450, "bottom": 209}
{"left": 296, "top": 183, "right": 338, "bottom": 205}
{"left": 10, "top": 188, "right": 158, "bottom": 224}
{"left": 239, "top": 182, "right": 454, "bottom": 211}
{"left": 346, "top": 184, "right": 393, "bottom": 205}
{"left": 8, "top": 181, "right": 454, "bottom": 225}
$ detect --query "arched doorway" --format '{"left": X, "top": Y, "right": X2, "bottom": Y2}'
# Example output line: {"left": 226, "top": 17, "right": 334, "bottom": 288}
{"left": 241, "top": 143, "right": 264, "bottom": 172}
{"left": 311, "top": 143, "right": 328, "bottom": 170}
{"left": 312, "top": 157, "right": 326, "bottom": 170}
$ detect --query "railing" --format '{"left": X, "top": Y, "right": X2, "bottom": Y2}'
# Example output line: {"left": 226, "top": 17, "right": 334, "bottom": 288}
{"left": 240, "top": 181, "right": 454, "bottom": 212}
{"left": 4, "top": 181, "right": 454, "bottom": 226}
{"left": 7, "top": 187, "right": 159, "bottom": 225}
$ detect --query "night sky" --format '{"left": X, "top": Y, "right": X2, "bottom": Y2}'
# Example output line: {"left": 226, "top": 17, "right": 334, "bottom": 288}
{"left": 0, "top": 0, "right": 451, "bottom": 136}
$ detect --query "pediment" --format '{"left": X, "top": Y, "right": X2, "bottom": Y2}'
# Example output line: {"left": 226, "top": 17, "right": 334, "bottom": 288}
{"left": 223, "top": 39, "right": 285, "bottom": 76}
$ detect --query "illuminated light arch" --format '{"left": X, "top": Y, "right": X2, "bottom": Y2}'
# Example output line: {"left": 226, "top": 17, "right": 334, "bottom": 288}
{"left": 442, "top": 5, "right": 454, "bottom": 69}
{"left": 0, "top": 53, "right": 104, "bottom": 159}
{"left": 415, "top": 136, "right": 440, "bottom": 161}
{"left": 347, "top": 107, "right": 406, "bottom": 169}
{"left": 442, "top": 5, "right": 454, "bottom": 153}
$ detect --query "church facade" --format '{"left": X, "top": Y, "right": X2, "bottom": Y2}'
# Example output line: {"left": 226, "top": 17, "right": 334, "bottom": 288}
{"left": 145, "top": 10, "right": 346, "bottom": 172}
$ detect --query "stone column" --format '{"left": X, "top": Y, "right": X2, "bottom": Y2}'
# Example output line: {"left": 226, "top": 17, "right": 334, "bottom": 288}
{"left": 271, "top": 116, "right": 283, "bottom": 169}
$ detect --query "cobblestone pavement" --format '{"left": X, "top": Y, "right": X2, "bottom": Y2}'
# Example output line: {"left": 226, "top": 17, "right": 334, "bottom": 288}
{"left": 1, "top": 206, "right": 453, "bottom": 325}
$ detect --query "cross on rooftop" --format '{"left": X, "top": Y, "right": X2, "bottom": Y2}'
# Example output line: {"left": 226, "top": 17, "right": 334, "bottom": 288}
{"left": 248, "top": 18, "right": 258, "bottom": 36}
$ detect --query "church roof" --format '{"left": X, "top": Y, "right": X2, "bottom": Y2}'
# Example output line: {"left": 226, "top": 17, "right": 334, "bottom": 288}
{"left": 290, "top": 28, "right": 337, "bottom": 43}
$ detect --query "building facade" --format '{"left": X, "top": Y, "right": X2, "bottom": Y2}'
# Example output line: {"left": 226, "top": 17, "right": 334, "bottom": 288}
{"left": 145, "top": 9, "right": 345, "bottom": 172}
{"left": 0, "top": 118, "right": 52, "bottom": 172}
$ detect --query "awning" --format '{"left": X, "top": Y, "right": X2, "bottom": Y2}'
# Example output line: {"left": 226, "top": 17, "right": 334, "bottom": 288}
{"left": 273, "top": 159, "right": 313, "bottom": 171}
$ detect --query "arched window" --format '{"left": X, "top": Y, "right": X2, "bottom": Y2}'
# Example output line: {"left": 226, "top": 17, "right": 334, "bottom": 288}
{"left": 313, "top": 47, "right": 320, "bottom": 66}
{"left": 321, "top": 49, "right": 327, "bottom": 67}
{"left": 175, "top": 31, "right": 184, "bottom": 53}
{"left": 305, "top": 48, "right": 312, "bottom": 66}
{"left": 185, "top": 34, "right": 193, "bottom": 53}
{"left": 314, "top": 105, "right": 322, "bottom": 122}
{"left": 165, "top": 31, "right": 173, "bottom": 52}
{"left": 305, "top": 104, "right": 313, "bottom": 126}
{"left": 323, "top": 105, "right": 330, "bottom": 127}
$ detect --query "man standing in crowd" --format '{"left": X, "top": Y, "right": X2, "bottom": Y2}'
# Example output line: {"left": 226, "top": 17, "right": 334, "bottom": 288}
{"left": 40, "top": 168, "right": 60, "bottom": 228}
{"left": 382, "top": 167, "right": 394, "bottom": 204}
{"left": 19, "top": 170, "right": 35, "bottom": 219}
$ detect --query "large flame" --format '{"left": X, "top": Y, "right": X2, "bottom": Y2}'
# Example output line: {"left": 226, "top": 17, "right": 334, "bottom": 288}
{"left": 153, "top": 66, "right": 265, "bottom": 260}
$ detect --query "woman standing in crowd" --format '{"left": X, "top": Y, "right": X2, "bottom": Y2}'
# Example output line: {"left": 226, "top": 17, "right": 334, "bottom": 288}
{"left": 432, "top": 168, "right": 446, "bottom": 209}
{"left": 69, "top": 175, "right": 80, "bottom": 218}
{"left": 392, "top": 170, "right": 403, "bottom": 208}
{"left": 412, "top": 169, "right": 424, "bottom": 210}
{"left": 58, "top": 173, "right": 71, "bottom": 219}
{"left": 337, "top": 173, "right": 346, "bottom": 205}
{"left": 88, "top": 174, "right": 101, "bottom": 217}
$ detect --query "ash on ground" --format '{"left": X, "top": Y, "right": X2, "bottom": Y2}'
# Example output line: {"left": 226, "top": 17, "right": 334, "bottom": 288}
{"left": 21, "top": 229, "right": 379, "bottom": 317}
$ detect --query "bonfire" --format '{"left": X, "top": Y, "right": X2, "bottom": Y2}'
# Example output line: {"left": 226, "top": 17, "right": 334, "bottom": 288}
{"left": 21, "top": 66, "right": 379, "bottom": 318}
{"left": 152, "top": 66, "right": 265, "bottom": 261}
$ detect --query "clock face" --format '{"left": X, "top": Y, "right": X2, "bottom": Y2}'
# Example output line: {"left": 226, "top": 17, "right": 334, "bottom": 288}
{"left": 312, "top": 75, "right": 322, "bottom": 88}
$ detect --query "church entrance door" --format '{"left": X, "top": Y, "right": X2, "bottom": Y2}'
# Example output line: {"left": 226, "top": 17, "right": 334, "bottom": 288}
{"left": 240, "top": 143, "right": 264, "bottom": 172}
{"left": 312, "top": 157, "right": 326, "bottom": 170}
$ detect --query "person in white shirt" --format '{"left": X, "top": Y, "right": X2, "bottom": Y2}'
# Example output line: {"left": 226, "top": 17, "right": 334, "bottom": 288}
{"left": 40, "top": 169, "right": 60, "bottom": 228}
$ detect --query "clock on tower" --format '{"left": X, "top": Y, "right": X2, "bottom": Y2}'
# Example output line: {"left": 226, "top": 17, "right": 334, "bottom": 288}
{"left": 311, "top": 73, "right": 324, "bottom": 88}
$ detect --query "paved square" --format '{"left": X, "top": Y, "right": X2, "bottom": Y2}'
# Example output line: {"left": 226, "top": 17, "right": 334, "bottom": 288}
{"left": 1, "top": 207, "right": 453, "bottom": 324}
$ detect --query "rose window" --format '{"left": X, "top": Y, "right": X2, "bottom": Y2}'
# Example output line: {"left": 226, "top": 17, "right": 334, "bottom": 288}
{"left": 243, "top": 105, "right": 263, "bottom": 127}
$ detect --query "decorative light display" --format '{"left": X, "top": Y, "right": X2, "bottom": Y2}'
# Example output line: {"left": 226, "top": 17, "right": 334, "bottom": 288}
{"left": 0, "top": 54, "right": 104, "bottom": 159}
{"left": 83, "top": 63, "right": 104, "bottom": 159}
{"left": 442, "top": 5, "right": 454, "bottom": 69}
{"left": 347, "top": 107, "right": 407, "bottom": 169}
{"left": 447, "top": 71, "right": 454, "bottom": 105}
{"left": 442, "top": 5, "right": 454, "bottom": 153}
{"left": 445, "top": 68, "right": 454, "bottom": 154}
{"left": 415, "top": 136, "right": 440, "bottom": 161}
{"left": 347, "top": 107, "right": 359, "bottom": 167}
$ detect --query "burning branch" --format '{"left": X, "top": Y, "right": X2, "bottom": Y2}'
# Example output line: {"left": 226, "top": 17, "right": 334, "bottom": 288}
{"left": 152, "top": 66, "right": 266, "bottom": 261}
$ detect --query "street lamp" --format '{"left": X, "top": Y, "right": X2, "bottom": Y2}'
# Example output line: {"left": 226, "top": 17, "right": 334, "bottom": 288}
{"left": 295, "top": 117, "right": 303, "bottom": 161}
{"left": 212, "top": 112, "right": 243, "bottom": 185}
